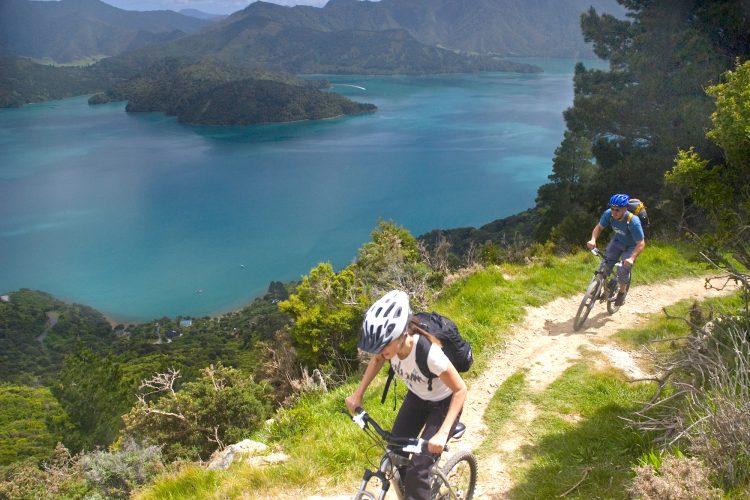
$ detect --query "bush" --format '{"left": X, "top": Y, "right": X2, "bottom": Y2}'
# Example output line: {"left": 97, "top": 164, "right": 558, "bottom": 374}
{"left": 122, "top": 364, "right": 272, "bottom": 461}
{"left": 629, "top": 455, "right": 722, "bottom": 500}
{"left": 631, "top": 313, "right": 750, "bottom": 490}
{"left": 78, "top": 439, "right": 164, "bottom": 498}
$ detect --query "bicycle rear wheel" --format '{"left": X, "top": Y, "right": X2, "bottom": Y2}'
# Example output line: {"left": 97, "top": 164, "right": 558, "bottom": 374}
{"left": 573, "top": 275, "right": 603, "bottom": 331}
{"left": 434, "top": 450, "right": 477, "bottom": 500}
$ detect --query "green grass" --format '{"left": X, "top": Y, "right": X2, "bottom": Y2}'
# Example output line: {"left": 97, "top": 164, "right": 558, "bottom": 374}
{"left": 134, "top": 465, "right": 225, "bottom": 499}
{"left": 614, "top": 293, "right": 746, "bottom": 350}
{"left": 134, "top": 240, "right": 717, "bottom": 498}
{"left": 508, "top": 363, "right": 655, "bottom": 499}
{"left": 475, "top": 370, "right": 528, "bottom": 457}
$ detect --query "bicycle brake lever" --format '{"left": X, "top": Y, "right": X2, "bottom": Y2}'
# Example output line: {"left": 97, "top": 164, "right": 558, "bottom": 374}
{"left": 352, "top": 409, "right": 368, "bottom": 429}
{"left": 401, "top": 438, "right": 425, "bottom": 455}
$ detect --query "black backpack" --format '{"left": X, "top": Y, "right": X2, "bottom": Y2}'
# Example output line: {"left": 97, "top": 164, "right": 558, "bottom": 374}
{"left": 381, "top": 312, "right": 473, "bottom": 403}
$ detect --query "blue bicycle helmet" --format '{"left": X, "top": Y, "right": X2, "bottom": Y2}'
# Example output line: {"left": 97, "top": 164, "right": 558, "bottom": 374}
{"left": 609, "top": 193, "right": 630, "bottom": 207}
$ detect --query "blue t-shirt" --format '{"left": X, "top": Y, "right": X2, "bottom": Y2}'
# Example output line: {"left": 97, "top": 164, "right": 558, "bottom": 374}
{"left": 599, "top": 208, "right": 644, "bottom": 247}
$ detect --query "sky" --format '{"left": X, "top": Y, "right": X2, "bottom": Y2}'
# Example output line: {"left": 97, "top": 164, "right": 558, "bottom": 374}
{"left": 101, "top": 0, "right": 330, "bottom": 15}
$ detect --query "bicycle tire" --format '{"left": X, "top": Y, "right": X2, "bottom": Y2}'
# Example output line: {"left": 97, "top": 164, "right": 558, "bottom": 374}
{"left": 353, "top": 490, "right": 378, "bottom": 500}
{"left": 606, "top": 280, "right": 630, "bottom": 314}
{"left": 434, "top": 450, "right": 477, "bottom": 500}
{"left": 573, "top": 275, "right": 602, "bottom": 331}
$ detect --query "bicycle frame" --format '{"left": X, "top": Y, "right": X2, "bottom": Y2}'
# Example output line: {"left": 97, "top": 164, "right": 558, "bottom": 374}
{"left": 351, "top": 408, "right": 471, "bottom": 500}
{"left": 573, "top": 248, "right": 628, "bottom": 330}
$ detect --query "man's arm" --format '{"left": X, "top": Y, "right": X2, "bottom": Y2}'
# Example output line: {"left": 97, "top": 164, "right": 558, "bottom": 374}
{"left": 587, "top": 223, "right": 605, "bottom": 249}
{"left": 624, "top": 238, "right": 645, "bottom": 268}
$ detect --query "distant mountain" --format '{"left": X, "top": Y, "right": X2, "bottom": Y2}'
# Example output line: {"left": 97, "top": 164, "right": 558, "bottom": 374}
{"left": 217, "top": 0, "right": 627, "bottom": 59}
{"left": 120, "top": 5, "right": 542, "bottom": 75}
{"left": 179, "top": 8, "right": 224, "bottom": 21}
{"left": 0, "top": 0, "right": 209, "bottom": 63}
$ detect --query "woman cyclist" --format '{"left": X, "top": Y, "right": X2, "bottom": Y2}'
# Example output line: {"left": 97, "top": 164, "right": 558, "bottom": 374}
{"left": 345, "top": 290, "right": 467, "bottom": 500}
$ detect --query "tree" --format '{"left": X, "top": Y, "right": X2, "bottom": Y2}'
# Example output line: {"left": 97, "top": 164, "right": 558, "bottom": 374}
{"left": 535, "top": 0, "right": 748, "bottom": 246}
{"left": 122, "top": 364, "right": 271, "bottom": 461}
{"left": 53, "top": 348, "right": 133, "bottom": 451}
{"left": 666, "top": 59, "right": 750, "bottom": 278}
{"left": 279, "top": 262, "right": 365, "bottom": 373}
{"left": 0, "top": 384, "right": 74, "bottom": 466}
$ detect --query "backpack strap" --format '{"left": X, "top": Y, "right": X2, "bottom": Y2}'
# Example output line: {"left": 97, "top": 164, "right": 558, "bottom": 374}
{"left": 381, "top": 363, "right": 395, "bottom": 404}
{"left": 611, "top": 211, "right": 634, "bottom": 226}
{"left": 415, "top": 335, "right": 436, "bottom": 391}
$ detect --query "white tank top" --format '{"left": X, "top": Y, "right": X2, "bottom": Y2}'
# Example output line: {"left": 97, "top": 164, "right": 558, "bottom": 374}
{"left": 391, "top": 334, "right": 453, "bottom": 401}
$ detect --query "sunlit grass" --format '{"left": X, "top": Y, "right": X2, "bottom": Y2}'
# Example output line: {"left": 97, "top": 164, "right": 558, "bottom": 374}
{"left": 475, "top": 370, "right": 528, "bottom": 458}
{"left": 508, "top": 363, "right": 655, "bottom": 499}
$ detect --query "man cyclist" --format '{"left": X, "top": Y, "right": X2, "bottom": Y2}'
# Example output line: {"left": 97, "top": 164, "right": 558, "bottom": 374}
{"left": 346, "top": 290, "right": 467, "bottom": 500}
{"left": 586, "top": 193, "right": 646, "bottom": 306}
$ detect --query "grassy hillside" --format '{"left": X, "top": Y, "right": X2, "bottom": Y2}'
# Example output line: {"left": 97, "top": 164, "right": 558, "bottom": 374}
{"left": 131, "top": 242, "right": 728, "bottom": 498}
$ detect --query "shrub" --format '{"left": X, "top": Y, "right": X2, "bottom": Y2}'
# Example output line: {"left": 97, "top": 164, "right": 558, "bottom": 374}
{"left": 122, "top": 364, "right": 272, "bottom": 461}
{"left": 78, "top": 439, "right": 164, "bottom": 498}
{"left": 629, "top": 455, "right": 722, "bottom": 500}
{"left": 630, "top": 313, "right": 750, "bottom": 490}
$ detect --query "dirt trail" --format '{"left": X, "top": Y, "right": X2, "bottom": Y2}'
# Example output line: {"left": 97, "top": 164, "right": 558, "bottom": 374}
{"left": 309, "top": 275, "right": 735, "bottom": 499}
{"left": 460, "top": 275, "right": 734, "bottom": 498}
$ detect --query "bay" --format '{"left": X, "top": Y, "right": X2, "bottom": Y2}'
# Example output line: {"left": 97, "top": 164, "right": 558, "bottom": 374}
{"left": 0, "top": 58, "right": 602, "bottom": 323}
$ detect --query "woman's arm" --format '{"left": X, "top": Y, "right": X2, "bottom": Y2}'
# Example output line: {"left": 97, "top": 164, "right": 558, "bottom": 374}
{"left": 345, "top": 354, "right": 387, "bottom": 414}
{"left": 427, "top": 363, "right": 467, "bottom": 454}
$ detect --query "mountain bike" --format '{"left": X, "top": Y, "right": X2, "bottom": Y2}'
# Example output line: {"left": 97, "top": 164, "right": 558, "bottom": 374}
{"left": 350, "top": 407, "right": 477, "bottom": 500}
{"left": 573, "top": 247, "right": 630, "bottom": 331}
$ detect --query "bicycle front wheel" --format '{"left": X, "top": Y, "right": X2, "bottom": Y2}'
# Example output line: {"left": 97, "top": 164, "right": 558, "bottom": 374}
{"left": 573, "top": 276, "right": 602, "bottom": 331}
{"left": 434, "top": 450, "right": 477, "bottom": 500}
{"left": 353, "top": 491, "right": 378, "bottom": 500}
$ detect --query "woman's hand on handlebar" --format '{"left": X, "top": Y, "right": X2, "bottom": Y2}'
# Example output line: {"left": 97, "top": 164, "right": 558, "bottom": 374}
{"left": 428, "top": 430, "right": 449, "bottom": 454}
{"left": 345, "top": 394, "right": 362, "bottom": 415}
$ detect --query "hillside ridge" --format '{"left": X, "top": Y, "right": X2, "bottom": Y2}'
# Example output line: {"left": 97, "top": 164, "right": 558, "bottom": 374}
{"left": 314, "top": 275, "right": 738, "bottom": 499}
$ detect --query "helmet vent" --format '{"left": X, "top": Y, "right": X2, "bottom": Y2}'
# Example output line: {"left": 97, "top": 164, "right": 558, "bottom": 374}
{"left": 384, "top": 302, "right": 395, "bottom": 317}
{"left": 386, "top": 324, "right": 395, "bottom": 335}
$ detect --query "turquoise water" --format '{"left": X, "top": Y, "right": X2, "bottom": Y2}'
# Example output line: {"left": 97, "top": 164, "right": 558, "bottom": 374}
{"left": 0, "top": 59, "right": 598, "bottom": 322}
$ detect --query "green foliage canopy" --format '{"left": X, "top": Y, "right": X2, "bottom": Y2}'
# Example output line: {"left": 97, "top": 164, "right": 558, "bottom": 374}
{"left": 667, "top": 59, "right": 750, "bottom": 269}
{"left": 0, "top": 384, "right": 73, "bottom": 466}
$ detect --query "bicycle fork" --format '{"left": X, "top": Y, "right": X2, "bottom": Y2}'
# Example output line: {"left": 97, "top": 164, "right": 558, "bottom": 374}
{"left": 357, "top": 468, "right": 393, "bottom": 500}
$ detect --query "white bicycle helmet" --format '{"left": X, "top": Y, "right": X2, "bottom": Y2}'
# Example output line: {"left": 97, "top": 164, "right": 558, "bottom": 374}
{"left": 359, "top": 290, "right": 411, "bottom": 354}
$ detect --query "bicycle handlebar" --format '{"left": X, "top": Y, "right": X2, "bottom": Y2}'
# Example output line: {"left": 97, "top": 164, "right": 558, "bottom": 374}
{"left": 352, "top": 407, "right": 427, "bottom": 454}
{"left": 590, "top": 247, "right": 622, "bottom": 268}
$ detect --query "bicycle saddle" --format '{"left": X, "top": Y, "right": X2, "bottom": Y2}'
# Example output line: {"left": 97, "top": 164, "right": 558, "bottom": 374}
{"left": 450, "top": 422, "right": 466, "bottom": 440}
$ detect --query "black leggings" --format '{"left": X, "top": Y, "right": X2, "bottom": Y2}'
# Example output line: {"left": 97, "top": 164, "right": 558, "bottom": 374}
{"left": 391, "top": 391, "right": 462, "bottom": 500}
